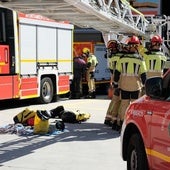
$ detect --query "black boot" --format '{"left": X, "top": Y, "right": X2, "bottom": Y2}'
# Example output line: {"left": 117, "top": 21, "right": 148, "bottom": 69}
{"left": 104, "top": 119, "right": 112, "bottom": 126}
{"left": 75, "top": 93, "right": 81, "bottom": 99}
{"left": 92, "top": 91, "right": 96, "bottom": 98}
{"left": 85, "top": 92, "right": 93, "bottom": 99}
{"left": 116, "top": 120, "right": 123, "bottom": 133}
{"left": 69, "top": 92, "right": 81, "bottom": 99}
{"left": 112, "top": 120, "right": 117, "bottom": 130}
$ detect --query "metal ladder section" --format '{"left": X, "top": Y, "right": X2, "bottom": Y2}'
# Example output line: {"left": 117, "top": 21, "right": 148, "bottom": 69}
{"left": 0, "top": 0, "right": 149, "bottom": 39}
{"left": 65, "top": 0, "right": 149, "bottom": 42}
{"left": 145, "top": 15, "right": 170, "bottom": 57}
{"left": 150, "top": 15, "right": 170, "bottom": 49}
{"left": 1, "top": 0, "right": 170, "bottom": 48}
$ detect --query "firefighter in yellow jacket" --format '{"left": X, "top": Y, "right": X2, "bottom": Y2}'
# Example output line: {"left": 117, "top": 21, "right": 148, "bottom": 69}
{"left": 113, "top": 36, "right": 147, "bottom": 131}
{"left": 104, "top": 40, "right": 121, "bottom": 126}
{"left": 107, "top": 40, "right": 120, "bottom": 85}
{"left": 143, "top": 35, "right": 167, "bottom": 78}
{"left": 82, "top": 47, "right": 98, "bottom": 98}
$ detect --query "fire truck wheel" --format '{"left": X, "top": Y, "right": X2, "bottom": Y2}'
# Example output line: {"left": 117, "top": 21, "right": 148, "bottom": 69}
{"left": 127, "top": 133, "right": 149, "bottom": 170}
{"left": 39, "top": 77, "right": 54, "bottom": 104}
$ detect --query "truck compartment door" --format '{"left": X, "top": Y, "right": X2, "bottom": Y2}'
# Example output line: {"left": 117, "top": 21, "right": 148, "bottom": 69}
{"left": 150, "top": 101, "right": 170, "bottom": 169}
{"left": 0, "top": 45, "right": 10, "bottom": 74}
{"left": 0, "top": 75, "right": 19, "bottom": 99}
{"left": 57, "top": 29, "right": 73, "bottom": 74}
{"left": 94, "top": 44, "right": 110, "bottom": 81}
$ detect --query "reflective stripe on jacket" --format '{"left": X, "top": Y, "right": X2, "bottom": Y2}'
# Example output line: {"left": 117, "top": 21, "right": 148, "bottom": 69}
{"left": 108, "top": 53, "right": 122, "bottom": 71}
{"left": 87, "top": 54, "right": 98, "bottom": 67}
{"left": 143, "top": 51, "right": 167, "bottom": 78}
{"left": 115, "top": 53, "right": 147, "bottom": 91}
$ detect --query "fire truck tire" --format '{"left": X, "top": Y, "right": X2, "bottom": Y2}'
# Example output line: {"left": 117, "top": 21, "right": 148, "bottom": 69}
{"left": 127, "top": 133, "right": 149, "bottom": 170}
{"left": 39, "top": 77, "right": 54, "bottom": 104}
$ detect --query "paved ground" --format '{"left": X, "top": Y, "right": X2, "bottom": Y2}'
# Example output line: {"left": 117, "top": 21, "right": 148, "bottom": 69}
{"left": 0, "top": 95, "right": 126, "bottom": 170}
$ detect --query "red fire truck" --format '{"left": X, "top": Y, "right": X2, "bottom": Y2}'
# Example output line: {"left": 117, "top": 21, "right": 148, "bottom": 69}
{"left": 0, "top": 7, "right": 73, "bottom": 103}
{"left": 121, "top": 70, "right": 170, "bottom": 170}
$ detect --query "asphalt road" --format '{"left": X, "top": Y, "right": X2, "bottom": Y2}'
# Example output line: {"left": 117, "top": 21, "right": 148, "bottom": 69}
{"left": 0, "top": 95, "right": 126, "bottom": 170}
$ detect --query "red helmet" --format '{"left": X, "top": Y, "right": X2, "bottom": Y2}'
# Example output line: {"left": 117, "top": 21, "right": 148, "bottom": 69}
{"left": 128, "top": 36, "right": 140, "bottom": 45}
{"left": 151, "top": 35, "right": 163, "bottom": 44}
{"left": 107, "top": 40, "right": 118, "bottom": 49}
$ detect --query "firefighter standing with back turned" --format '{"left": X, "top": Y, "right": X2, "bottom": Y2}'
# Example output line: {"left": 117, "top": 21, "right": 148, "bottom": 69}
{"left": 113, "top": 36, "right": 147, "bottom": 131}
{"left": 82, "top": 47, "right": 98, "bottom": 99}
{"left": 143, "top": 35, "right": 167, "bottom": 78}
{"left": 104, "top": 40, "right": 121, "bottom": 127}
{"left": 70, "top": 55, "right": 87, "bottom": 99}
{"left": 111, "top": 43, "right": 129, "bottom": 131}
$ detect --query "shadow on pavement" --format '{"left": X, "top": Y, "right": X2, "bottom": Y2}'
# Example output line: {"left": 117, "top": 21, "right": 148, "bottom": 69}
{"left": 0, "top": 98, "right": 39, "bottom": 111}
{"left": 0, "top": 122, "right": 119, "bottom": 164}
{"left": 0, "top": 95, "right": 108, "bottom": 111}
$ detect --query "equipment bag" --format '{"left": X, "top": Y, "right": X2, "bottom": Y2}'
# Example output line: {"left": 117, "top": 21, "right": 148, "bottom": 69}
{"left": 13, "top": 108, "right": 36, "bottom": 125}
{"left": 61, "top": 110, "right": 79, "bottom": 123}
{"left": 75, "top": 111, "right": 91, "bottom": 122}
{"left": 50, "top": 105, "right": 64, "bottom": 118}
{"left": 61, "top": 110, "right": 91, "bottom": 123}
{"left": 33, "top": 111, "right": 50, "bottom": 135}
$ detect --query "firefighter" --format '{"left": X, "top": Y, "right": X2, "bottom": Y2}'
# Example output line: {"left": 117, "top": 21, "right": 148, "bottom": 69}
{"left": 107, "top": 40, "right": 119, "bottom": 84}
{"left": 111, "top": 42, "right": 129, "bottom": 130}
{"left": 104, "top": 40, "right": 121, "bottom": 126}
{"left": 70, "top": 55, "right": 86, "bottom": 99}
{"left": 143, "top": 35, "right": 167, "bottom": 78}
{"left": 106, "top": 40, "right": 118, "bottom": 99}
{"left": 113, "top": 35, "right": 147, "bottom": 131}
{"left": 82, "top": 47, "right": 98, "bottom": 99}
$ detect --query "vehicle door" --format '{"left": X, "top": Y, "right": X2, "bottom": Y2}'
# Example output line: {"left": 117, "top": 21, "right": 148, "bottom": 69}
{"left": 150, "top": 98, "right": 170, "bottom": 170}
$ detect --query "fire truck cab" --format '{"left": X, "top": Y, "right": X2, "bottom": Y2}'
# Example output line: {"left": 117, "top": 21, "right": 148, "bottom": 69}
{"left": 121, "top": 70, "right": 170, "bottom": 170}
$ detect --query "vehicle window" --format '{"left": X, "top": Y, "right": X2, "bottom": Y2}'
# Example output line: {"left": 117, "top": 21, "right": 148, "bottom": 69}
{"left": 0, "top": 11, "right": 6, "bottom": 42}
{"left": 165, "top": 85, "right": 170, "bottom": 101}
{"left": 163, "top": 75, "right": 170, "bottom": 101}
{"left": 160, "top": 71, "right": 170, "bottom": 100}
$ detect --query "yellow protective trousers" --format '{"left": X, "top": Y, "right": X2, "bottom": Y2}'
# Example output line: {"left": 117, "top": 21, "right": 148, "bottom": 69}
{"left": 86, "top": 70, "right": 96, "bottom": 92}
{"left": 105, "top": 94, "right": 121, "bottom": 122}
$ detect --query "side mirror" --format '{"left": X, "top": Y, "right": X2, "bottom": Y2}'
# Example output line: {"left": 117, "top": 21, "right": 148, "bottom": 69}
{"left": 145, "top": 77, "right": 163, "bottom": 99}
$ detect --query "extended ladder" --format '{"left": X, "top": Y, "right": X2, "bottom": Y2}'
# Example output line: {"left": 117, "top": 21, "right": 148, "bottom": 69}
{"left": 0, "top": 0, "right": 149, "bottom": 41}
{"left": 2, "top": 0, "right": 170, "bottom": 47}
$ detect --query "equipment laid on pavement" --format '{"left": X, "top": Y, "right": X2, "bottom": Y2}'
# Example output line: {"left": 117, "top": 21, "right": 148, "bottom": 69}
{"left": 50, "top": 106, "right": 65, "bottom": 118}
{"left": 12, "top": 106, "right": 91, "bottom": 135}
{"left": 33, "top": 111, "right": 51, "bottom": 135}
{"left": 13, "top": 108, "right": 36, "bottom": 125}
{"left": 61, "top": 110, "right": 91, "bottom": 123}
{"left": 36, "top": 110, "right": 51, "bottom": 121}
{"left": 55, "top": 120, "right": 65, "bottom": 131}
{"left": 61, "top": 110, "right": 78, "bottom": 123}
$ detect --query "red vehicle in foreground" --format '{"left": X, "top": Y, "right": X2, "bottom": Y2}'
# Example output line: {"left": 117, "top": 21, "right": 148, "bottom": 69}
{"left": 121, "top": 70, "right": 170, "bottom": 170}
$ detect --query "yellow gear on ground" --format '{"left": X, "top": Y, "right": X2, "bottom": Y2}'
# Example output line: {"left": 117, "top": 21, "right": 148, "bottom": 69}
{"left": 75, "top": 111, "right": 91, "bottom": 122}
{"left": 34, "top": 112, "right": 49, "bottom": 134}
{"left": 13, "top": 108, "right": 36, "bottom": 124}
